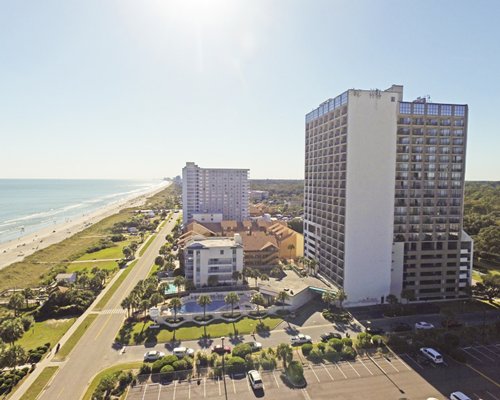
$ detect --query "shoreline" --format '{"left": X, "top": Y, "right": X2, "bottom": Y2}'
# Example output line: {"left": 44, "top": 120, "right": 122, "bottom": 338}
{"left": 0, "top": 182, "right": 170, "bottom": 270}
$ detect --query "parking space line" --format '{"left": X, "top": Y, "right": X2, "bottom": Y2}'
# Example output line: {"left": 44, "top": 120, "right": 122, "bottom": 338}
{"left": 272, "top": 370, "right": 280, "bottom": 388}
{"left": 358, "top": 358, "right": 374, "bottom": 375}
{"left": 335, "top": 362, "right": 347, "bottom": 379}
{"left": 462, "top": 348, "right": 484, "bottom": 363}
{"left": 301, "top": 388, "right": 312, "bottom": 400}
{"left": 479, "top": 345, "right": 499, "bottom": 357}
{"left": 141, "top": 384, "right": 148, "bottom": 400}
{"left": 402, "top": 353, "right": 424, "bottom": 370}
{"left": 347, "top": 361, "right": 361, "bottom": 377}
{"left": 464, "top": 363, "right": 500, "bottom": 389}
{"left": 473, "top": 346, "right": 496, "bottom": 362}
{"left": 308, "top": 364, "right": 321, "bottom": 382}
{"left": 218, "top": 378, "right": 221, "bottom": 396}
{"left": 382, "top": 356, "right": 399, "bottom": 372}
{"left": 157, "top": 384, "right": 162, "bottom": 400}
{"left": 188, "top": 381, "right": 191, "bottom": 399}
{"left": 486, "top": 390, "right": 500, "bottom": 400}
{"left": 369, "top": 356, "right": 387, "bottom": 374}
{"left": 204, "top": 378, "right": 206, "bottom": 398}
{"left": 387, "top": 349, "right": 412, "bottom": 371}
{"left": 486, "top": 345, "right": 500, "bottom": 356}
{"left": 245, "top": 373, "right": 251, "bottom": 391}
{"left": 232, "top": 377, "right": 236, "bottom": 394}
{"left": 321, "top": 363, "right": 334, "bottom": 381}
{"left": 173, "top": 380, "right": 177, "bottom": 400}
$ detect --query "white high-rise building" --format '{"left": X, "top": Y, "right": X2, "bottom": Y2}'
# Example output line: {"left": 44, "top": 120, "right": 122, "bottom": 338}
{"left": 182, "top": 162, "right": 249, "bottom": 224}
{"left": 304, "top": 85, "right": 471, "bottom": 306}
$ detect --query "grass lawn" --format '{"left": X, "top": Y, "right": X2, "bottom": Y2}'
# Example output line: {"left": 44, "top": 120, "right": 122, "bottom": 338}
{"left": 122, "top": 316, "right": 283, "bottom": 345}
{"left": 82, "top": 362, "right": 142, "bottom": 400}
{"left": 77, "top": 239, "right": 135, "bottom": 261}
{"left": 21, "top": 366, "right": 59, "bottom": 400}
{"left": 18, "top": 317, "right": 77, "bottom": 351}
{"left": 94, "top": 260, "right": 138, "bottom": 311}
{"left": 139, "top": 233, "right": 157, "bottom": 256}
{"left": 53, "top": 313, "right": 98, "bottom": 361}
{"left": 439, "top": 299, "right": 498, "bottom": 314}
{"left": 66, "top": 260, "right": 118, "bottom": 273}
{"left": 148, "top": 263, "right": 160, "bottom": 278}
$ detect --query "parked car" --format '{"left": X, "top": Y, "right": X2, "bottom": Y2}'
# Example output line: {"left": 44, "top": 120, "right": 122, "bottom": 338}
{"left": 449, "top": 392, "right": 472, "bottom": 400}
{"left": 173, "top": 347, "right": 195, "bottom": 358}
{"left": 415, "top": 321, "right": 434, "bottom": 330}
{"left": 366, "top": 326, "right": 385, "bottom": 335}
{"left": 144, "top": 350, "right": 165, "bottom": 361}
{"left": 420, "top": 347, "right": 443, "bottom": 364}
{"left": 392, "top": 323, "right": 412, "bottom": 332}
{"left": 441, "top": 319, "right": 463, "bottom": 329}
{"left": 320, "top": 332, "right": 342, "bottom": 342}
{"left": 248, "top": 370, "right": 263, "bottom": 390}
{"left": 248, "top": 341, "right": 263, "bottom": 352}
{"left": 291, "top": 334, "right": 312, "bottom": 345}
{"left": 212, "top": 345, "right": 231, "bottom": 355}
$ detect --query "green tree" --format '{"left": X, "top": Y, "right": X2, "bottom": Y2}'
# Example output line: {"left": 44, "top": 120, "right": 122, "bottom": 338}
{"left": 173, "top": 276, "right": 186, "bottom": 293}
{"left": 276, "top": 343, "right": 293, "bottom": 369}
{"left": 232, "top": 270, "right": 242, "bottom": 285}
{"left": 197, "top": 295, "right": 212, "bottom": 320}
{"left": 336, "top": 289, "right": 347, "bottom": 309}
{"left": 121, "top": 296, "right": 132, "bottom": 318}
{"left": 287, "top": 243, "right": 296, "bottom": 259}
{"left": 207, "top": 275, "right": 219, "bottom": 287}
{"left": 250, "top": 293, "right": 265, "bottom": 318}
{"left": 0, "top": 318, "right": 24, "bottom": 346}
{"left": 122, "top": 246, "right": 133, "bottom": 260}
{"left": 155, "top": 256, "right": 164, "bottom": 268}
{"left": 400, "top": 288, "right": 415, "bottom": 304}
{"left": 22, "top": 288, "right": 34, "bottom": 309}
{"left": 150, "top": 292, "right": 164, "bottom": 307}
{"left": 386, "top": 294, "right": 399, "bottom": 314}
{"left": 169, "top": 297, "right": 182, "bottom": 322}
{"left": 276, "top": 291, "right": 290, "bottom": 312}
{"left": 8, "top": 293, "right": 25, "bottom": 316}
{"left": 322, "top": 290, "right": 337, "bottom": 310}
{"left": 224, "top": 292, "right": 240, "bottom": 317}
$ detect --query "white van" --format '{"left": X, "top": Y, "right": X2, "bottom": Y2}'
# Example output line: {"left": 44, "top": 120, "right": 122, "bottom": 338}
{"left": 173, "top": 347, "right": 195, "bottom": 358}
{"left": 420, "top": 347, "right": 443, "bottom": 364}
{"left": 449, "top": 392, "right": 472, "bottom": 400}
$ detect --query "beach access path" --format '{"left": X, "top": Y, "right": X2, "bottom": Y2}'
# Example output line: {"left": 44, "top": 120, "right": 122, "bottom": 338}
{"left": 10, "top": 213, "right": 177, "bottom": 400}
{"left": 0, "top": 183, "right": 168, "bottom": 270}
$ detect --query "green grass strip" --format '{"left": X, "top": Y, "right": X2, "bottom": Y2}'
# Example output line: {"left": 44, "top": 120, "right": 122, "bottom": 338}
{"left": 94, "top": 260, "right": 138, "bottom": 311}
{"left": 139, "top": 233, "right": 157, "bottom": 256}
{"left": 22, "top": 366, "right": 59, "bottom": 400}
{"left": 82, "top": 362, "right": 142, "bottom": 400}
{"left": 53, "top": 314, "right": 98, "bottom": 361}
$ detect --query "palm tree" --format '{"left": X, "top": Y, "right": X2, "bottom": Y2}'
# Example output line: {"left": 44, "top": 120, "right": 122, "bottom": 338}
{"left": 276, "top": 291, "right": 290, "bottom": 312}
{"left": 232, "top": 270, "right": 242, "bottom": 285}
{"left": 159, "top": 282, "right": 170, "bottom": 298}
{"left": 197, "top": 295, "right": 212, "bottom": 320}
{"left": 260, "top": 274, "right": 269, "bottom": 284}
{"left": 400, "top": 288, "right": 415, "bottom": 304}
{"left": 336, "top": 289, "right": 347, "bottom": 309}
{"left": 22, "top": 288, "right": 34, "bottom": 309}
{"left": 121, "top": 296, "right": 132, "bottom": 318}
{"left": 224, "top": 292, "right": 240, "bottom": 317}
{"left": 242, "top": 267, "right": 252, "bottom": 284}
{"left": 8, "top": 293, "right": 25, "bottom": 317}
{"left": 173, "top": 276, "right": 186, "bottom": 293}
{"left": 321, "top": 290, "right": 337, "bottom": 310}
{"left": 287, "top": 243, "right": 296, "bottom": 260}
{"left": 250, "top": 269, "right": 261, "bottom": 287}
{"left": 308, "top": 258, "right": 318, "bottom": 275}
{"left": 276, "top": 343, "right": 293, "bottom": 369}
{"left": 169, "top": 297, "right": 182, "bottom": 323}
{"left": 150, "top": 292, "right": 164, "bottom": 307}
{"left": 122, "top": 246, "right": 133, "bottom": 260}
{"left": 250, "top": 293, "right": 265, "bottom": 319}
{"left": 0, "top": 318, "right": 24, "bottom": 346}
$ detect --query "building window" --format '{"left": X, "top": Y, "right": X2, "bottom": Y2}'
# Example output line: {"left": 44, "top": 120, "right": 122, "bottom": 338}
{"left": 427, "top": 104, "right": 439, "bottom": 115}
{"left": 413, "top": 103, "right": 425, "bottom": 115}
{"left": 399, "top": 103, "right": 411, "bottom": 114}
{"left": 220, "top": 250, "right": 224, "bottom": 255}
{"left": 441, "top": 105, "right": 452, "bottom": 116}
{"left": 454, "top": 105, "right": 466, "bottom": 116}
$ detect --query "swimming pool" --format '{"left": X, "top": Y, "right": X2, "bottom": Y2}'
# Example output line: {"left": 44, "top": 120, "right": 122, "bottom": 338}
{"left": 163, "top": 284, "right": 178, "bottom": 295}
{"left": 180, "top": 300, "right": 226, "bottom": 314}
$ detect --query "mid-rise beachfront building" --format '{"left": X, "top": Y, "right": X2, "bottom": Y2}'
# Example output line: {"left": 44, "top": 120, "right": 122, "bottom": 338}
{"left": 304, "top": 85, "right": 472, "bottom": 306}
{"left": 182, "top": 162, "right": 249, "bottom": 225}
{"left": 184, "top": 235, "right": 244, "bottom": 287}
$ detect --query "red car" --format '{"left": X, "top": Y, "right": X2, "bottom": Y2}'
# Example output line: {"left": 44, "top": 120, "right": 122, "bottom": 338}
{"left": 212, "top": 345, "right": 231, "bottom": 355}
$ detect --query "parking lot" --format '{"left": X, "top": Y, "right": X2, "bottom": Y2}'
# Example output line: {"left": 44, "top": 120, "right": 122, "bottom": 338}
{"left": 126, "top": 352, "right": 446, "bottom": 400}
{"left": 401, "top": 343, "right": 500, "bottom": 400}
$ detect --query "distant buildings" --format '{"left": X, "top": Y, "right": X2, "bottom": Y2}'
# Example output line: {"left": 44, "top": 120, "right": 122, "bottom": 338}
{"left": 304, "top": 85, "right": 471, "bottom": 306}
{"left": 182, "top": 162, "right": 249, "bottom": 224}
{"left": 184, "top": 235, "right": 244, "bottom": 287}
{"left": 249, "top": 190, "right": 269, "bottom": 201}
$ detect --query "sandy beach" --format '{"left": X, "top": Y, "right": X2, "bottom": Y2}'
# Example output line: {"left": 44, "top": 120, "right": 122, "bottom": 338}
{"left": 0, "top": 182, "right": 170, "bottom": 270}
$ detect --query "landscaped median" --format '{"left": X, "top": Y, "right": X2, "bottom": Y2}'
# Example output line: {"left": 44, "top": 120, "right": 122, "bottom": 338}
{"left": 21, "top": 366, "right": 59, "bottom": 400}
{"left": 139, "top": 233, "right": 157, "bottom": 257}
{"left": 53, "top": 313, "right": 98, "bottom": 361}
{"left": 94, "top": 260, "right": 138, "bottom": 311}
{"left": 82, "top": 362, "right": 142, "bottom": 400}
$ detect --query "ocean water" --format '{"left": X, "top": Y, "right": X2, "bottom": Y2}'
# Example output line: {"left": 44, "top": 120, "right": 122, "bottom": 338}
{"left": 0, "top": 179, "right": 165, "bottom": 244}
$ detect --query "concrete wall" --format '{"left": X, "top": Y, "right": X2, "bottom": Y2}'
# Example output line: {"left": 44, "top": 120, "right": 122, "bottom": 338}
{"left": 343, "top": 90, "right": 398, "bottom": 306}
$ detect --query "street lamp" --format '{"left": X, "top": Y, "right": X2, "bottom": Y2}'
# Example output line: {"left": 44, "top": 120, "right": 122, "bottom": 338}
{"left": 221, "top": 336, "right": 228, "bottom": 400}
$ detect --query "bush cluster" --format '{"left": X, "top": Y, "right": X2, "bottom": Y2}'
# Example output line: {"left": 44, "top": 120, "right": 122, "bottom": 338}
{"left": 0, "top": 367, "right": 29, "bottom": 395}
{"left": 27, "top": 343, "right": 50, "bottom": 363}
{"left": 304, "top": 337, "right": 357, "bottom": 363}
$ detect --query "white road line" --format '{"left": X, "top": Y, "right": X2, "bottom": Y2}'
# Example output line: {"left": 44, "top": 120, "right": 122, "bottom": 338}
{"left": 387, "top": 349, "right": 412, "bottom": 371}
{"left": 245, "top": 373, "right": 251, "bottom": 392}
{"left": 462, "top": 348, "right": 484, "bottom": 363}
{"left": 347, "top": 361, "right": 361, "bottom": 377}
{"left": 486, "top": 390, "right": 500, "bottom": 400}
{"left": 473, "top": 346, "right": 496, "bottom": 362}
{"left": 382, "top": 357, "right": 400, "bottom": 372}
{"left": 204, "top": 378, "right": 206, "bottom": 398}
{"left": 335, "top": 362, "right": 347, "bottom": 379}
{"left": 188, "top": 381, "right": 191, "bottom": 399}
{"left": 358, "top": 358, "right": 374, "bottom": 375}
{"left": 321, "top": 363, "right": 334, "bottom": 381}
{"left": 301, "top": 388, "right": 312, "bottom": 400}
{"left": 232, "top": 377, "right": 236, "bottom": 393}
{"left": 272, "top": 370, "right": 280, "bottom": 388}
{"left": 480, "top": 345, "right": 499, "bottom": 357}
{"left": 173, "top": 380, "right": 177, "bottom": 400}
{"left": 218, "top": 378, "right": 221, "bottom": 396}
{"left": 370, "top": 356, "right": 387, "bottom": 374}
{"left": 403, "top": 353, "right": 424, "bottom": 370}
{"left": 309, "top": 364, "right": 320, "bottom": 382}
{"left": 157, "top": 383, "right": 162, "bottom": 400}
{"left": 141, "top": 384, "right": 148, "bottom": 400}
{"left": 486, "top": 344, "right": 500, "bottom": 356}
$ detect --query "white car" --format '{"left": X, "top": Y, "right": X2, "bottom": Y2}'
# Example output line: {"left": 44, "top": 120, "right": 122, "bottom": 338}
{"left": 415, "top": 321, "right": 434, "bottom": 330}
{"left": 420, "top": 347, "right": 443, "bottom": 364}
{"left": 291, "top": 334, "right": 312, "bottom": 345}
{"left": 248, "top": 370, "right": 263, "bottom": 389}
{"left": 249, "top": 341, "right": 262, "bottom": 352}
{"left": 449, "top": 392, "right": 472, "bottom": 400}
{"left": 173, "top": 347, "right": 195, "bottom": 358}
{"left": 144, "top": 350, "right": 165, "bottom": 361}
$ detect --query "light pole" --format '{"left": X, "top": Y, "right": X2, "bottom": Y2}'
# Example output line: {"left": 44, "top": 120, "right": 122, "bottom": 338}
{"left": 221, "top": 336, "right": 228, "bottom": 400}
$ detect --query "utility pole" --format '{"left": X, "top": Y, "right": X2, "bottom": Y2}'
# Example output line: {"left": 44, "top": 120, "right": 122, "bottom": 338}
{"left": 221, "top": 336, "right": 228, "bottom": 400}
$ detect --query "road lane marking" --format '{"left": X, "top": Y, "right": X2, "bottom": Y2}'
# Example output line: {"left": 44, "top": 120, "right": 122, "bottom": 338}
{"left": 462, "top": 348, "right": 484, "bottom": 363}
{"left": 245, "top": 373, "right": 251, "bottom": 391}
{"left": 218, "top": 378, "right": 221, "bottom": 395}
{"left": 335, "top": 362, "right": 347, "bottom": 379}
{"left": 301, "top": 388, "right": 312, "bottom": 400}
{"left": 464, "top": 363, "right": 500, "bottom": 389}
{"left": 204, "top": 378, "right": 206, "bottom": 398}
{"left": 232, "top": 376, "right": 236, "bottom": 393}
{"left": 387, "top": 348, "right": 412, "bottom": 371}
{"left": 141, "top": 384, "right": 148, "bottom": 400}
{"left": 473, "top": 346, "right": 496, "bottom": 361}
{"left": 173, "top": 380, "right": 177, "bottom": 400}
{"left": 321, "top": 363, "right": 334, "bottom": 381}
{"left": 486, "top": 390, "right": 500, "bottom": 400}
{"left": 308, "top": 364, "right": 320, "bottom": 382}
{"left": 369, "top": 356, "right": 387, "bottom": 374}
{"left": 94, "top": 313, "right": 113, "bottom": 341}
{"left": 402, "top": 353, "right": 424, "bottom": 370}
{"left": 358, "top": 358, "right": 374, "bottom": 375}
{"left": 56, "top": 388, "right": 64, "bottom": 399}
{"left": 382, "top": 356, "right": 399, "bottom": 372}
{"left": 345, "top": 361, "right": 360, "bottom": 377}
{"left": 272, "top": 370, "right": 280, "bottom": 388}
{"left": 188, "top": 381, "right": 191, "bottom": 399}
{"left": 157, "top": 383, "right": 162, "bottom": 400}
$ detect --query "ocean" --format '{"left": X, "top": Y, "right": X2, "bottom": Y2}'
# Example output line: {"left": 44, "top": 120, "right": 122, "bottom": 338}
{"left": 0, "top": 179, "right": 165, "bottom": 244}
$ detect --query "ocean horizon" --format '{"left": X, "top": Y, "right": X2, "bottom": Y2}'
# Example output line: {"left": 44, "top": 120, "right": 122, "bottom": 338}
{"left": 0, "top": 179, "right": 165, "bottom": 244}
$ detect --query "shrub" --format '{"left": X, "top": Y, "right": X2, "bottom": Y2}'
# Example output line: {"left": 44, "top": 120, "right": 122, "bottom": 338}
{"left": 232, "top": 343, "right": 252, "bottom": 358}
{"left": 118, "top": 371, "right": 134, "bottom": 390}
{"left": 342, "top": 337, "right": 353, "bottom": 347}
{"left": 160, "top": 364, "right": 175, "bottom": 380}
{"left": 244, "top": 354, "right": 255, "bottom": 370}
{"left": 172, "top": 358, "right": 191, "bottom": 371}
{"left": 259, "top": 354, "right": 276, "bottom": 370}
{"left": 21, "top": 315, "right": 35, "bottom": 331}
{"left": 341, "top": 347, "right": 357, "bottom": 360}
{"left": 329, "top": 338, "right": 343, "bottom": 351}
{"left": 308, "top": 349, "right": 323, "bottom": 363}
{"left": 139, "top": 364, "right": 151, "bottom": 375}
{"left": 371, "top": 335, "right": 385, "bottom": 346}
{"left": 356, "top": 332, "right": 372, "bottom": 348}
{"left": 301, "top": 343, "right": 313, "bottom": 356}
{"left": 285, "top": 360, "right": 305, "bottom": 386}
{"left": 196, "top": 352, "right": 209, "bottom": 367}
{"left": 226, "top": 356, "right": 246, "bottom": 374}
{"left": 324, "top": 348, "right": 341, "bottom": 362}
{"left": 151, "top": 355, "right": 178, "bottom": 373}
{"left": 317, "top": 342, "right": 326, "bottom": 352}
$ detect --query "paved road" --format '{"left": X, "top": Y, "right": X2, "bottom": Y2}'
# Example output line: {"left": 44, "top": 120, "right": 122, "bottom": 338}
{"left": 37, "top": 218, "right": 177, "bottom": 400}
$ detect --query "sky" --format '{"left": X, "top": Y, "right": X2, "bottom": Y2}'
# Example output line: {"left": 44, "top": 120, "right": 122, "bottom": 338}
{"left": 0, "top": 0, "right": 499, "bottom": 180}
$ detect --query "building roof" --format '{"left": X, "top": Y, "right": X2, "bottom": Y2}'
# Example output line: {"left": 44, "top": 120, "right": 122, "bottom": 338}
{"left": 55, "top": 273, "right": 77, "bottom": 281}
{"left": 240, "top": 231, "right": 278, "bottom": 252}
{"left": 186, "top": 237, "right": 241, "bottom": 249}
